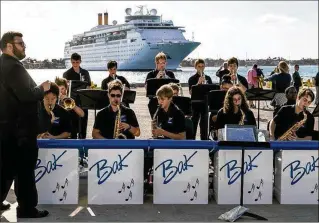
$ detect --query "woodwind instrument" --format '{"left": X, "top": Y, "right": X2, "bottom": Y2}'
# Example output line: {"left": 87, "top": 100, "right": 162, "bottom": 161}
{"left": 151, "top": 106, "right": 162, "bottom": 139}
{"left": 278, "top": 109, "right": 307, "bottom": 141}
{"left": 239, "top": 107, "right": 245, "bottom": 125}
{"left": 113, "top": 84, "right": 127, "bottom": 139}
{"left": 199, "top": 70, "right": 207, "bottom": 84}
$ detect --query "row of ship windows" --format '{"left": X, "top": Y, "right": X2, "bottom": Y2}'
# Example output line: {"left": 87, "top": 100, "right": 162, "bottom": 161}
{"left": 71, "top": 43, "right": 144, "bottom": 50}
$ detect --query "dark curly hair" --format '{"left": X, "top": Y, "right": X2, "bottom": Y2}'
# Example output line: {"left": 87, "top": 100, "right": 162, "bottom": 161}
{"left": 223, "top": 86, "right": 249, "bottom": 114}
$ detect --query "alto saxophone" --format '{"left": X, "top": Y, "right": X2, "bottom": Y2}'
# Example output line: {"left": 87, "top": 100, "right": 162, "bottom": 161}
{"left": 239, "top": 107, "right": 245, "bottom": 125}
{"left": 113, "top": 104, "right": 127, "bottom": 139}
{"left": 278, "top": 110, "right": 307, "bottom": 141}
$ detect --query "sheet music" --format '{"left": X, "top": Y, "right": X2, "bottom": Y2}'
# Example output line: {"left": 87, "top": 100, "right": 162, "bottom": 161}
{"left": 225, "top": 127, "right": 256, "bottom": 142}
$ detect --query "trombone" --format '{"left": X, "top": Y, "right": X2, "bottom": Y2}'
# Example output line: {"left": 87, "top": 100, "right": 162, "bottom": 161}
{"left": 61, "top": 80, "right": 76, "bottom": 110}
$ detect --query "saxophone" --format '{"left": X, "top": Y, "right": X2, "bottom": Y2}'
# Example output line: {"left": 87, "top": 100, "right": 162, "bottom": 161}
{"left": 278, "top": 109, "right": 307, "bottom": 141}
{"left": 113, "top": 104, "right": 127, "bottom": 139}
{"left": 151, "top": 106, "right": 163, "bottom": 139}
{"left": 239, "top": 107, "right": 245, "bottom": 125}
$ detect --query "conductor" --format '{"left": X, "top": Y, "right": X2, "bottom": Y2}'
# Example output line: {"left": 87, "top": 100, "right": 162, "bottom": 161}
{"left": 0, "top": 32, "right": 50, "bottom": 217}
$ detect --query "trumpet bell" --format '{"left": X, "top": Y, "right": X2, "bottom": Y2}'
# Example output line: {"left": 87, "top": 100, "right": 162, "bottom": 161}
{"left": 62, "top": 98, "right": 76, "bottom": 110}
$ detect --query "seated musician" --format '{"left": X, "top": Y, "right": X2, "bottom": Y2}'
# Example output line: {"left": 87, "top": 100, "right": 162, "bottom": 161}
{"left": 152, "top": 84, "right": 186, "bottom": 140}
{"left": 169, "top": 83, "right": 193, "bottom": 139}
{"left": 215, "top": 86, "right": 256, "bottom": 131}
{"left": 273, "top": 86, "right": 297, "bottom": 117}
{"left": 269, "top": 88, "right": 315, "bottom": 141}
{"left": 188, "top": 59, "right": 213, "bottom": 140}
{"left": 38, "top": 82, "right": 72, "bottom": 139}
{"left": 101, "top": 60, "right": 130, "bottom": 90}
{"left": 92, "top": 80, "right": 140, "bottom": 139}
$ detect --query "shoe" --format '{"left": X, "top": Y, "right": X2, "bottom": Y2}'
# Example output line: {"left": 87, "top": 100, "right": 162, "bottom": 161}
{"left": 16, "top": 207, "right": 49, "bottom": 218}
{"left": 1, "top": 203, "right": 10, "bottom": 211}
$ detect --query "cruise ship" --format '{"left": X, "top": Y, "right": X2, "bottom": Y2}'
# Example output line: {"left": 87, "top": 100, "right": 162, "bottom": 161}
{"left": 63, "top": 6, "right": 201, "bottom": 71}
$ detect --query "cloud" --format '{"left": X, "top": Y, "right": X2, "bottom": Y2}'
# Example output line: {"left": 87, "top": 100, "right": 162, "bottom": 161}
{"left": 257, "top": 14, "right": 298, "bottom": 25}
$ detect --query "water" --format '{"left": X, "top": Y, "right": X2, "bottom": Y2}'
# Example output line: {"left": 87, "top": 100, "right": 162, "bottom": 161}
{"left": 28, "top": 65, "right": 318, "bottom": 86}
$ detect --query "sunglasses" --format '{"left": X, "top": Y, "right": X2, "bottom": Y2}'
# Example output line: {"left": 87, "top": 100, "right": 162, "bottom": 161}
{"left": 110, "top": 94, "right": 121, "bottom": 98}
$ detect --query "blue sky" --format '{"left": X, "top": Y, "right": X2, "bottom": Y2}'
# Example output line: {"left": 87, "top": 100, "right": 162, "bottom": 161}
{"left": 1, "top": 1, "right": 318, "bottom": 60}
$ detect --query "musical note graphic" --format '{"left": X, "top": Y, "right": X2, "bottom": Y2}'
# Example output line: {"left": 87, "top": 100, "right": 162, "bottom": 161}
{"left": 192, "top": 178, "right": 200, "bottom": 189}
{"left": 254, "top": 191, "right": 262, "bottom": 201}
{"left": 52, "top": 182, "right": 60, "bottom": 193}
{"left": 125, "top": 191, "right": 132, "bottom": 201}
{"left": 183, "top": 183, "right": 191, "bottom": 193}
{"left": 256, "top": 179, "right": 263, "bottom": 189}
{"left": 59, "top": 191, "right": 67, "bottom": 201}
{"left": 310, "top": 183, "right": 318, "bottom": 194}
{"left": 190, "top": 191, "right": 197, "bottom": 201}
{"left": 126, "top": 178, "right": 134, "bottom": 189}
{"left": 248, "top": 183, "right": 255, "bottom": 194}
{"left": 118, "top": 183, "right": 126, "bottom": 194}
{"left": 61, "top": 178, "right": 68, "bottom": 189}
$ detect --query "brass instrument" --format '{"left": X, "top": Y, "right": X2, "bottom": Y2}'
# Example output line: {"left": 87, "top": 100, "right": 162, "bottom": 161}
{"left": 113, "top": 84, "right": 127, "bottom": 139}
{"left": 199, "top": 70, "right": 207, "bottom": 84}
{"left": 158, "top": 70, "right": 166, "bottom": 79}
{"left": 61, "top": 80, "right": 76, "bottom": 110}
{"left": 278, "top": 109, "right": 307, "bottom": 141}
{"left": 239, "top": 107, "right": 245, "bottom": 125}
{"left": 176, "top": 83, "right": 184, "bottom": 96}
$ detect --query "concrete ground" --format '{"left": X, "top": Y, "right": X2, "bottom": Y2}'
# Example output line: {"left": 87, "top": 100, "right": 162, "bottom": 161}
{"left": 1, "top": 86, "right": 318, "bottom": 222}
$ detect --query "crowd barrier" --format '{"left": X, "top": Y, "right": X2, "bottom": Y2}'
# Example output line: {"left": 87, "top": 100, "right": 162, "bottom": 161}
{"left": 35, "top": 139, "right": 318, "bottom": 205}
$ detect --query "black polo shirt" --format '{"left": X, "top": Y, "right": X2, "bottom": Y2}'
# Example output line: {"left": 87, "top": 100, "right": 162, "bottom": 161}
{"left": 93, "top": 104, "right": 139, "bottom": 139}
{"left": 236, "top": 74, "right": 249, "bottom": 90}
{"left": 38, "top": 103, "right": 72, "bottom": 136}
{"left": 188, "top": 73, "right": 213, "bottom": 91}
{"left": 156, "top": 103, "right": 186, "bottom": 139}
{"left": 273, "top": 105, "right": 314, "bottom": 139}
{"left": 101, "top": 75, "right": 130, "bottom": 90}
{"left": 215, "top": 108, "right": 257, "bottom": 129}
{"left": 63, "top": 67, "right": 91, "bottom": 85}
{"left": 145, "top": 69, "right": 175, "bottom": 83}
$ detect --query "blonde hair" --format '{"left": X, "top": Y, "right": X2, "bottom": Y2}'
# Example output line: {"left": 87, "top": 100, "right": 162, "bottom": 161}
{"left": 156, "top": 84, "right": 173, "bottom": 99}
{"left": 155, "top": 52, "right": 167, "bottom": 63}
{"left": 278, "top": 61, "right": 289, "bottom": 73}
{"left": 169, "top": 83, "right": 179, "bottom": 92}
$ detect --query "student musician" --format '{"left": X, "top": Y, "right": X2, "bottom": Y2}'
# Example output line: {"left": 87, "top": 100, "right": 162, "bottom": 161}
{"left": 269, "top": 88, "right": 315, "bottom": 141}
{"left": 63, "top": 53, "right": 91, "bottom": 139}
{"left": 215, "top": 86, "right": 256, "bottom": 131}
{"left": 228, "top": 57, "right": 249, "bottom": 91}
{"left": 152, "top": 84, "right": 186, "bottom": 140}
{"left": 188, "top": 59, "right": 213, "bottom": 140}
{"left": 101, "top": 60, "right": 130, "bottom": 90}
{"left": 55, "top": 77, "right": 85, "bottom": 138}
{"left": 92, "top": 80, "right": 140, "bottom": 139}
{"left": 145, "top": 52, "right": 176, "bottom": 87}
{"left": 38, "top": 83, "right": 72, "bottom": 139}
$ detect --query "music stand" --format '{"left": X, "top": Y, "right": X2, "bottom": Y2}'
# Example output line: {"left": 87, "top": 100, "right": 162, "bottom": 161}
{"left": 218, "top": 141, "right": 269, "bottom": 222}
{"left": 246, "top": 88, "right": 276, "bottom": 129}
{"left": 312, "top": 103, "right": 319, "bottom": 117}
{"left": 77, "top": 89, "right": 109, "bottom": 118}
{"left": 146, "top": 78, "right": 179, "bottom": 97}
{"left": 208, "top": 90, "right": 227, "bottom": 113}
{"left": 191, "top": 84, "right": 220, "bottom": 140}
{"left": 122, "top": 90, "right": 136, "bottom": 104}
{"left": 69, "top": 80, "right": 89, "bottom": 99}
{"left": 148, "top": 96, "right": 192, "bottom": 117}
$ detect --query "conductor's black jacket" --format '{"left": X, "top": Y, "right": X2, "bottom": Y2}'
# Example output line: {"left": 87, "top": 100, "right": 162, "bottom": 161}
{"left": 0, "top": 53, "right": 44, "bottom": 135}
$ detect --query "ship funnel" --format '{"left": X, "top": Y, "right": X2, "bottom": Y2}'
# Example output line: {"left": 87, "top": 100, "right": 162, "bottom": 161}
{"left": 104, "top": 12, "right": 108, "bottom": 25}
{"left": 98, "top": 13, "right": 102, "bottom": 25}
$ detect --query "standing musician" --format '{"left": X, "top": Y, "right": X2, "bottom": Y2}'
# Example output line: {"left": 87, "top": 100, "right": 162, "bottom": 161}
{"left": 215, "top": 86, "right": 257, "bottom": 131}
{"left": 37, "top": 83, "right": 72, "bottom": 139}
{"left": 63, "top": 53, "right": 91, "bottom": 139}
{"left": 145, "top": 52, "right": 176, "bottom": 89}
{"left": 188, "top": 59, "right": 213, "bottom": 140}
{"left": 101, "top": 60, "right": 130, "bottom": 90}
{"left": 269, "top": 88, "right": 315, "bottom": 141}
{"left": 55, "top": 77, "right": 85, "bottom": 138}
{"left": 92, "top": 80, "right": 140, "bottom": 139}
{"left": 152, "top": 84, "right": 186, "bottom": 140}
{"left": 228, "top": 57, "right": 249, "bottom": 92}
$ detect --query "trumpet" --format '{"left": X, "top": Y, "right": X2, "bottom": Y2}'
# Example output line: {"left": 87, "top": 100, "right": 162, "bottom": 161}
{"left": 152, "top": 106, "right": 164, "bottom": 139}
{"left": 158, "top": 70, "right": 166, "bottom": 79}
{"left": 199, "top": 70, "right": 207, "bottom": 84}
{"left": 176, "top": 83, "right": 184, "bottom": 96}
{"left": 61, "top": 80, "right": 76, "bottom": 110}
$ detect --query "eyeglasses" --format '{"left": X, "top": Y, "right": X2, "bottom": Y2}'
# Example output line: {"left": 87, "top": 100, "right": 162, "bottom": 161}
{"left": 13, "top": 42, "right": 26, "bottom": 47}
{"left": 110, "top": 94, "right": 121, "bottom": 98}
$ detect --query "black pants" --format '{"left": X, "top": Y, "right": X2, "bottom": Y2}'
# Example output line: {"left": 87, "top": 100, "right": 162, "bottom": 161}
{"left": 0, "top": 129, "right": 38, "bottom": 209}
{"left": 191, "top": 108, "right": 208, "bottom": 140}
{"left": 80, "top": 109, "right": 88, "bottom": 139}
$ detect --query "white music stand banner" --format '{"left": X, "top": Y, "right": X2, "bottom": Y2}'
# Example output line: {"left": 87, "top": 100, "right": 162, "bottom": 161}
{"left": 35, "top": 149, "right": 79, "bottom": 204}
{"left": 153, "top": 149, "right": 209, "bottom": 204}
{"left": 214, "top": 149, "right": 273, "bottom": 204}
{"left": 88, "top": 149, "right": 144, "bottom": 204}
{"left": 274, "top": 150, "right": 318, "bottom": 204}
